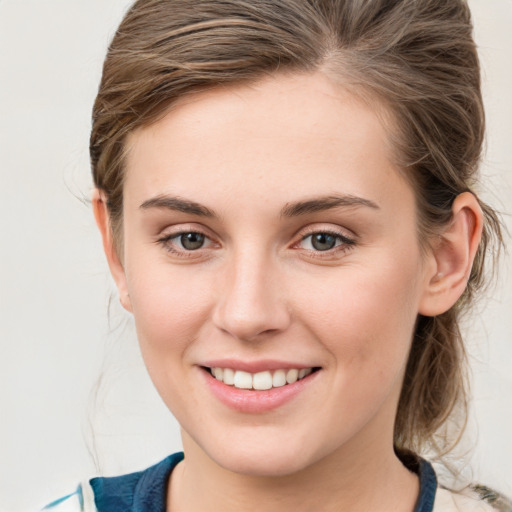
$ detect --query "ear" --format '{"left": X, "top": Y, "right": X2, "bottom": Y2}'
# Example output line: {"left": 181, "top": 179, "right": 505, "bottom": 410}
{"left": 92, "top": 189, "right": 133, "bottom": 312}
{"left": 419, "top": 192, "right": 483, "bottom": 317}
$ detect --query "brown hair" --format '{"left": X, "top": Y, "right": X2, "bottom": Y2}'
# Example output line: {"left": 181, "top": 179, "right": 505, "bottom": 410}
{"left": 90, "top": 0, "right": 502, "bottom": 459}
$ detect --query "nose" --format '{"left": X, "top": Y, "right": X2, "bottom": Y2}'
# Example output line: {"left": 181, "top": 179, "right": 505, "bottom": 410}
{"left": 212, "top": 249, "right": 291, "bottom": 342}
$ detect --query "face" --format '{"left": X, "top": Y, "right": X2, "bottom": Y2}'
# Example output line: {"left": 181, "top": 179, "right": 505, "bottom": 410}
{"left": 114, "top": 72, "right": 435, "bottom": 477}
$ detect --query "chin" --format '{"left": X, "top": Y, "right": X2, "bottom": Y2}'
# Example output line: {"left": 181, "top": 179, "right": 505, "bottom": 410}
{"left": 200, "top": 434, "right": 328, "bottom": 478}
{"left": 219, "top": 452, "right": 310, "bottom": 478}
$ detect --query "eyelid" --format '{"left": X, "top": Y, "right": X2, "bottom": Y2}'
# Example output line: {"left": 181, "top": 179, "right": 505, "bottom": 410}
{"left": 291, "top": 224, "right": 357, "bottom": 256}
{"left": 156, "top": 224, "right": 218, "bottom": 258}
{"left": 156, "top": 222, "right": 215, "bottom": 239}
{"left": 155, "top": 223, "right": 356, "bottom": 259}
{"left": 295, "top": 224, "right": 357, "bottom": 243}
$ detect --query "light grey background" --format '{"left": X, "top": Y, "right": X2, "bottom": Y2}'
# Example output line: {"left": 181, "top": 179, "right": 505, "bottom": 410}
{"left": 0, "top": 1, "right": 510, "bottom": 511}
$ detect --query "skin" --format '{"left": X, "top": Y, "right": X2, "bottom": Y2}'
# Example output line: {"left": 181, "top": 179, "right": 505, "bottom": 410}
{"left": 94, "top": 72, "right": 483, "bottom": 511}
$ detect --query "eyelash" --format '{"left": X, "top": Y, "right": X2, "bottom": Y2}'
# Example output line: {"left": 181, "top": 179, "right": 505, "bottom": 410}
{"left": 157, "top": 229, "right": 214, "bottom": 259}
{"left": 295, "top": 229, "right": 356, "bottom": 258}
{"left": 156, "top": 228, "right": 356, "bottom": 259}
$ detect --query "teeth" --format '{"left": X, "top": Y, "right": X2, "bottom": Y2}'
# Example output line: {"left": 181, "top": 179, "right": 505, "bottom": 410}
{"left": 286, "top": 368, "right": 299, "bottom": 384}
{"left": 210, "top": 367, "right": 315, "bottom": 390}
{"left": 272, "top": 369, "right": 287, "bottom": 388}
{"left": 223, "top": 368, "right": 235, "bottom": 385}
{"left": 299, "top": 368, "right": 312, "bottom": 379}
{"left": 253, "top": 371, "right": 273, "bottom": 390}
{"left": 233, "top": 370, "right": 253, "bottom": 389}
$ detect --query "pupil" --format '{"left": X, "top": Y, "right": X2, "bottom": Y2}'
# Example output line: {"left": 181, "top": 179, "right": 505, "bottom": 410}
{"left": 181, "top": 233, "right": 204, "bottom": 250}
{"left": 312, "top": 233, "right": 336, "bottom": 251}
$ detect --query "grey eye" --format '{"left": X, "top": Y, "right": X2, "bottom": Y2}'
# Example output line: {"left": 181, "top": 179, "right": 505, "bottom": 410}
{"left": 180, "top": 232, "right": 205, "bottom": 250}
{"left": 310, "top": 233, "right": 337, "bottom": 251}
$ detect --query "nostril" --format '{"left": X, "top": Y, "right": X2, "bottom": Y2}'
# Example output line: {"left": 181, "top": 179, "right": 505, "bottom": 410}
{"left": 211, "top": 270, "right": 291, "bottom": 341}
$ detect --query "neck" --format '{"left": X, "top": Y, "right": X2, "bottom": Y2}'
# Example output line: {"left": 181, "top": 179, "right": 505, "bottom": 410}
{"left": 168, "top": 432, "right": 419, "bottom": 512}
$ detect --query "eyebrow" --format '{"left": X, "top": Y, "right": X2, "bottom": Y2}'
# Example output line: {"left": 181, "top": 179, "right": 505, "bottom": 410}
{"left": 280, "top": 195, "right": 380, "bottom": 217}
{"left": 139, "top": 193, "right": 379, "bottom": 218}
{"left": 139, "top": 195, "right": 217, "bottom": 217}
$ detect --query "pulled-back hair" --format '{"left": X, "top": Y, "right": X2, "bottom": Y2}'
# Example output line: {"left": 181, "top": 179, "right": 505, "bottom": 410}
{"left": 90, "top": 0, "right": 502, "bottom": 459}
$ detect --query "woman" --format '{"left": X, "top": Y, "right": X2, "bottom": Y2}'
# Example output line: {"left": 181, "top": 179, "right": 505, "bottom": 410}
{"left": 43, "top": 0, "right": 510, "bottom": 510}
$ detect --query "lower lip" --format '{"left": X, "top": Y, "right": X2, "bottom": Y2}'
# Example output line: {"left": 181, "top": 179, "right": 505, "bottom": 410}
{"left": 201, "top": 368, "right": 319, "bottom": 413}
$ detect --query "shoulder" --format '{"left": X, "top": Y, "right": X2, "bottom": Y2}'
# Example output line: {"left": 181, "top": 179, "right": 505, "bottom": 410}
{"left": 413, "top": 455, "right": 511, "bottom": 512}
{"left": 434, "top": 485, "right": 512, "bottom": 512}
{"left": 41, "top": 452, "right": 184, "bottom": 512}
{"left": 90, "top": 452, "right": 183, "bottom": 511}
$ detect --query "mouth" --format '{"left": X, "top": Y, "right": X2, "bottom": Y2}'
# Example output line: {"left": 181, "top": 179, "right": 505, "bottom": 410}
{"left": 200, "top": 363, "right": 322, "bottom": 413}
{"left": 202, "top": 366, "right": 321, "bottom": 391}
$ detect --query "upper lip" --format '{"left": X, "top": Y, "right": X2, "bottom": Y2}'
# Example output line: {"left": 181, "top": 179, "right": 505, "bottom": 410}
{"left": 200, "top": 359, "right": 320, "bottom": 373}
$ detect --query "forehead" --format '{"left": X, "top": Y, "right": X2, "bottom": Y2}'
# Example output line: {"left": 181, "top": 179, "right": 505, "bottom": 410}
{"left": 123, "top": 72, "right": 412, "bottom": 216}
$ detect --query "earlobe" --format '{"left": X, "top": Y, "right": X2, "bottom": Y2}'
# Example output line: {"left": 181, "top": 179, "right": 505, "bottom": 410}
{"left": 419, "top": 192, "right": 483, "bottom": 317}
{"left": 92, "top": 189, "right": 133, "bottom": 313}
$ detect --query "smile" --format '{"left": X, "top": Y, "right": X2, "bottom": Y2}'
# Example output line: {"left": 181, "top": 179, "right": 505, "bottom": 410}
{"left": 201, "top": 361, "right": 322, "bottom": 413}
{"left": 209, "top": 367, "right": 316, "bottom": 390}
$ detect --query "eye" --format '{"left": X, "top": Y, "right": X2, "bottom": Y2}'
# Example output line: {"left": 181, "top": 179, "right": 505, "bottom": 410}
{"left": 307, "top": 233, "right": 338, "bottom": 251}
{"left": 177, "top": 232, "right": 205, "bottom": 250}
{"left": 298, "top": 230, "right": 355, "bottom": 252}
{"left": 157, "top": 229, "right": 214, "bottom": 257}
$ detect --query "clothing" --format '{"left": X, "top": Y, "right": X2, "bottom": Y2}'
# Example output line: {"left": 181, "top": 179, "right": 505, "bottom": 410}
{"left": 42, "top": 452, "right": 511, "bottom": 512}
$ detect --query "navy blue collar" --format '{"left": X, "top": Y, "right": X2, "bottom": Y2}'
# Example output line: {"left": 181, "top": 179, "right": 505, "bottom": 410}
{"left": 91, "top": 452, "right": 184, "bottom": 512}
{"left": 91, "top": 451, "right": 437, "bottom": 512}
{"left": 415, "top": 458, "right": 438, "bottom": 512}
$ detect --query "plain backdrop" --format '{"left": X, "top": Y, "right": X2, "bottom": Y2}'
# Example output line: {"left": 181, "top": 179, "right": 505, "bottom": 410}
{"left": 0, "top": 1, "right": 511, "bottom": 511}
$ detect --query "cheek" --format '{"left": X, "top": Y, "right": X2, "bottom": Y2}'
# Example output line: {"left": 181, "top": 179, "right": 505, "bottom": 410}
{"left": 125, "top": 261, "right": 213, "bottom": 358}
{"left": 296, "top": 258, "right": 424, "bottom": 435}
{"left": 296, "top": 255, "right": 423, "bottom": 371}
{"left": 124, "top": 266, "right": 213, "bottom": 418}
